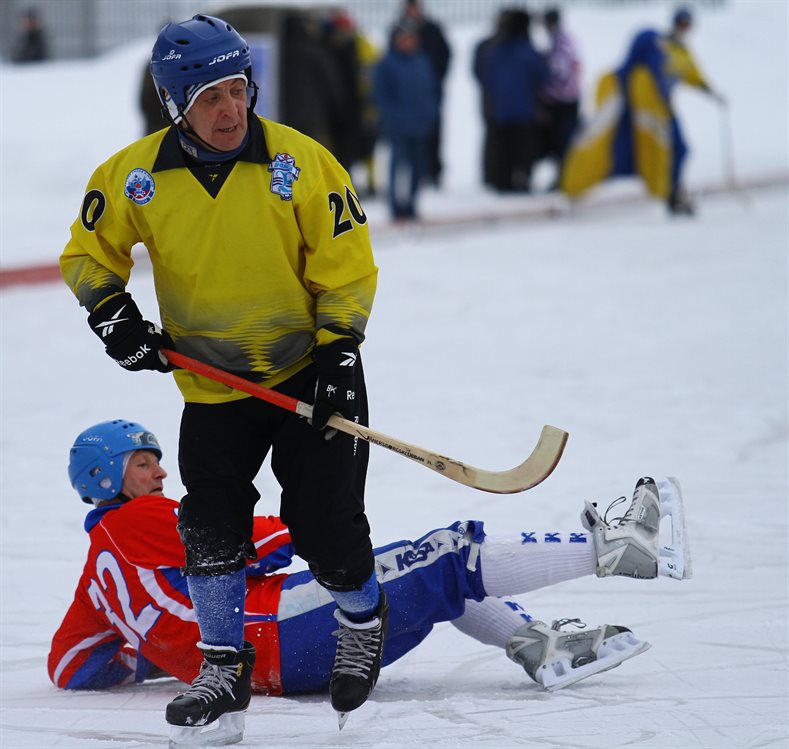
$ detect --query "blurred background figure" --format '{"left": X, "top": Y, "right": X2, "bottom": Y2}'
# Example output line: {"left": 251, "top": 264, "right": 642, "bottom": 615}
{"left": 11, "top": 7, "right": 48, "bottom": 63}
{"left": 478, "top": 9, "right": 549, "bottom": 193}
{"left": 390, "top": 0, "right": 450, "bottom": 187}
{"left": 561, "top": 5, "right": 725, "bottom": 215}
{"left": 473, "top": 9, "right": 513, "bottom": 188}
{"left": 538, "top": 7, "right": 581, "bottom": 191}
{"left": 374, "top": 20, "right": 439, "bottom": 222}
{"left": 324, "top": 10, "right": 381, "bottom": 197}
{"left": 281, "top": 12, "right": 347, "bottom": 153}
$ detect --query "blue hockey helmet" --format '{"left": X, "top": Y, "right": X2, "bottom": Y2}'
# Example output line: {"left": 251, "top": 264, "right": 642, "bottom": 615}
{"left": 68, "top": 419, "right": 162, "bottom": 504}
{"left": 150, "top": 14, "right": 253, "bottom": 124}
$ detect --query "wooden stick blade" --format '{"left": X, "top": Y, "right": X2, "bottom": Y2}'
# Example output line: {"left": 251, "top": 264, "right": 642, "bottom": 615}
{"left": 326, "top": 417, "right": 568, "bottom": 494}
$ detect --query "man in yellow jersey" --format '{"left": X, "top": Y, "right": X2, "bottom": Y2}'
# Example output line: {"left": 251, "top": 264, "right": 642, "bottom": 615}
{"left": 60, "top": 14, "right": 383, "bottom": 743}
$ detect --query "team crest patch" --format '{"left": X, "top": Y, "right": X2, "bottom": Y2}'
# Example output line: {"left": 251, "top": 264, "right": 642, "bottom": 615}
{"left": 268, "top": 152, "right": 300, "bottom": 201}
{"left": 124, "top": 168, "right": 155, "bottom": 205}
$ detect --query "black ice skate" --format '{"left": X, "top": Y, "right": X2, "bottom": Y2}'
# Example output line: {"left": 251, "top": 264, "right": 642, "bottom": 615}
{"left": 330, "top": 587, "right": 388, "bottom": 729}
{"left": 506, "top": 618, "right": 651, "bottom": 691}
{"left": 166, "top": 641, "right": 255, "bottom": 748}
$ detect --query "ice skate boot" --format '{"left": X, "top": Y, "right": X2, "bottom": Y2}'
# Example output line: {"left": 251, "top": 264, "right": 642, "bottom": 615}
{"left": 506, "top": 618, "right": 651, "bottom": 691}
{"left": 330, "top": 587, "right": 388, "bottom": 729}
{"left": 166, "top": 641, "right": 255, "bottom": 748}
{"left": 582, "top": 476, "right": 661, "bottom": 579}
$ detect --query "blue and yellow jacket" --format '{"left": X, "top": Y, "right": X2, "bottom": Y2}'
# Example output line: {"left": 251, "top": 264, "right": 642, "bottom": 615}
{"left": 561, "top": 30, "right": 709, "bottom": 199}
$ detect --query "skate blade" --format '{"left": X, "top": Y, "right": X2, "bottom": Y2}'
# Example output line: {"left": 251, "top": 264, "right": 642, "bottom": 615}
{"left": 656, "top": 476, "right": 693, "bottom": 580}
{"left": 337, "top": 711, "right": 349, "bottom": 730}
{"left": 540, "top": 632, "right": 652, "bottom": 692}
{"left": 169, "top": 710, "right": 245, "bottom": 748}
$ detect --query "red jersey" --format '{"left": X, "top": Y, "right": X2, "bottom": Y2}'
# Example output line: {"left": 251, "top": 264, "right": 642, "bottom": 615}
{"left": 48, "top": 495, "right": 294, "bottom": 694}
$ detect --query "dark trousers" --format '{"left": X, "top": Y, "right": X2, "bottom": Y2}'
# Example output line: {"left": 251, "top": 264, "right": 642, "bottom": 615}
{"left": 539, "top": 100, "right": 580, "bottom": 164}
{"left": 177, "top": 362, "right": 373, "bottom": 590}
{"left": 488, "top": 122, "right": 539, "bottom": 193}
{"left": 388, "top": 134, "right": 428, "bottom": 219}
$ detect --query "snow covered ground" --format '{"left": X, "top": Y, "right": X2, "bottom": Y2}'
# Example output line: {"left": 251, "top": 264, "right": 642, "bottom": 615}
{"left": 1, "top": 1, "right": 787, "bottom": 747}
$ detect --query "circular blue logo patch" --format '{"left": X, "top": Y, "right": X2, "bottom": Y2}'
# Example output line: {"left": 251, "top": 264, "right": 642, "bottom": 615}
{"left": 124, "top": 168, "right": 155, "bottom": 205}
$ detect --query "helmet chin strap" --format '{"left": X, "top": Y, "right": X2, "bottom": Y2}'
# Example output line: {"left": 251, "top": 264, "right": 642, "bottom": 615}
{"left": 169, "top": 111, "right": 249, "bottom": 163}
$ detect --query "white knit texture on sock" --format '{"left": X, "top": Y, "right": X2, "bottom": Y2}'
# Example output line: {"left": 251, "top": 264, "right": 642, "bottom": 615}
{"left": 480, "top": 537, "right": 597, "bottom": 598}
{"left": 451, "top": 597, "right": 534, "bottom": 649}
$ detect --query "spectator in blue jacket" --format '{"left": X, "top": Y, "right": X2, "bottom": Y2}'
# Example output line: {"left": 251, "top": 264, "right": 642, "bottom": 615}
{"left": 480, "top": 10, "right": 549, "bottom": 193}
{"left": 374, "top": 21, "right": 439, "bottom": 221}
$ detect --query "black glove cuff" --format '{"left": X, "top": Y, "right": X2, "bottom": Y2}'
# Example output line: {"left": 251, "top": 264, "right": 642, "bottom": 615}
{"left": 313, "top": 337, "right": 360, "bottom": 375}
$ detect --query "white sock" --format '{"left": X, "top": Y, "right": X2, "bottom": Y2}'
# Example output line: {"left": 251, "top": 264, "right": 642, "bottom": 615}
{"left": 451, "top": 597, "right": 534, "bottom": 649}
{"left": 480, "top": 535, "right": 597, "bottom": 598}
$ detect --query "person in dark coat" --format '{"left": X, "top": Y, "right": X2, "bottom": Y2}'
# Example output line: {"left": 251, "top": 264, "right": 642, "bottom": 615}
{"left": 11, "top": 8, "right": 49, "bottom": 63}
{"left": 480, "top": 10, "right": 549, "bottom": 193}
{"left": 473, "top": 10, "right": 514, "bottom": 187}
{"left": 281, "top": 13, "right": 348, "bottom": 152}
{"left": 390, "top": 0, "right": 450, "bottom": 186}
{"left": 374, "top": 22, "right": 439, "bottom": 221}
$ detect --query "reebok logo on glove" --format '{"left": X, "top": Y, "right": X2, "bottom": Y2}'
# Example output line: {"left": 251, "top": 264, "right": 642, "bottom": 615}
{"left": 311, "top": 337, "right": 361, "bottom": 431}
{"left": 87, "top": 292, "right": 174, "bottom": 373}
{"left": 93, "top": 304, "right": 130, "bottom": 338}
{"left": 324, "top": 383, "right": 355, "bottom": 400}
{"left": 115, "top": 343, "right": 152, "bottom": 368}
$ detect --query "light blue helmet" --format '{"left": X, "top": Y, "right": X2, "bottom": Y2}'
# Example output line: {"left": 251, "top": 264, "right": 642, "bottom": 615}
{"left": 68, "top": 420, "right": 162, "bottom": 504}
{"left": 150, "top": 14, "right": 254, "bottom": 124}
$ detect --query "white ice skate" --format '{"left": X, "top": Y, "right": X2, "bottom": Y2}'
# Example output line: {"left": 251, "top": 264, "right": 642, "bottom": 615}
{"left": 582, "top": 476, "right": 691, "bottom": 580}
{"left": 506, "top": 618, "right": 651, "bottom": 692}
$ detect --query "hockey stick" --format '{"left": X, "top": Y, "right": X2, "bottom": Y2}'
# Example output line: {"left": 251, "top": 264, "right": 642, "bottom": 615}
{"left": 162, "top": 349, "right": 568, "bottom": 494}
{"left": 718, "top": 103, "right": 750, "bottom": 208}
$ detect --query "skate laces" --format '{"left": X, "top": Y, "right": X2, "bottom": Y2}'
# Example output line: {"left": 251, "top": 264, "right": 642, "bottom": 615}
{"left": 551, "top": 618, "right": 587, "bottom": 631}
{"left": 332, "top": 618, "right": 383, "bottom": 678}
{"left": 182, "top": 661, "right": 239, "bottom": 703}
{"left": 602, "top": 496, "right": 629, "bottom": 525}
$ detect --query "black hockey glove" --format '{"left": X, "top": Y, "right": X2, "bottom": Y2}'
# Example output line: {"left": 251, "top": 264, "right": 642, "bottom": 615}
{"left": 87, "top": 292, "right": 175, "bottom": 373}
{"left": 311, "top": 337, "right": 360, "bottom": 431}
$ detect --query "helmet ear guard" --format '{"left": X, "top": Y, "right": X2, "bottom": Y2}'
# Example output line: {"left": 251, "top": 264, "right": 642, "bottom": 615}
{"left": 150, "top": 14, "right": 255, "bottom": 125}
{"left": 68, "top": 420, "right": 161, "bottom": 504}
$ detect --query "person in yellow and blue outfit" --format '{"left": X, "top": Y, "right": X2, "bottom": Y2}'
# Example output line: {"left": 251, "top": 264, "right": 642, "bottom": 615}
{"left": 561, "top": 7, "right": 724, "bottom": 215}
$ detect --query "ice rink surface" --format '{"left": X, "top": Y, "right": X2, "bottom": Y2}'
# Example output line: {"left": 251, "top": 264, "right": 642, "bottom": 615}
{"left": 1, "top": 1, "right": 787, "bottom": 746}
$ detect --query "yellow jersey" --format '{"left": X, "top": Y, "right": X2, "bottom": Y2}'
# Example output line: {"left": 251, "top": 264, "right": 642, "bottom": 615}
{"left": 61, "top": 116, "right": 378, "bottom": 404}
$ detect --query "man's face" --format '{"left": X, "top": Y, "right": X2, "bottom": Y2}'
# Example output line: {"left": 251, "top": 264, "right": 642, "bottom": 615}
{"left": 121, "top": 450, "right": 167, "bottom": 499}
{"left": 185, "top": 77, "right": 249, "bottom": 151}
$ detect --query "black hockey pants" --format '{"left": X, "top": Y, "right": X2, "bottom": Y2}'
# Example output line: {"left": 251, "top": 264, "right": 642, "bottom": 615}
{"left": 177, "top": 360, "right": 374, "bottom": 591}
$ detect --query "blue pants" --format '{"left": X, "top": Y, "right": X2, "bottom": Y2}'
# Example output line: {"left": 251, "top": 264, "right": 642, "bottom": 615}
{"left": 388, "top": 135, "right": 428, "bottom": 219}
{"left": 277, "top": 521, "right": 487, "bottom": 693}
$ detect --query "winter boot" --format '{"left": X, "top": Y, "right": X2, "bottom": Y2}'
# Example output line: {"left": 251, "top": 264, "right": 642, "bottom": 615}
{"left": 667, "top": 187, "right": 696, "bottom": 216}
{"left": 330, "top": 586, "right": 388, "bottom": 728}
{"left": 506, "top": 618, "right": 651, "bottom": 691}
{"left": 166, "top": 641, "right": 255, "bottom": 748}
{"left": 582, "top": 476, "right": 661, "bottom": 579}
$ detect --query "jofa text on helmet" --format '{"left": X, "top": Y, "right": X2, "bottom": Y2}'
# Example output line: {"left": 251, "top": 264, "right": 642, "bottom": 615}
{"left": 210, "top": 50, "right": 241, "bottom": 65}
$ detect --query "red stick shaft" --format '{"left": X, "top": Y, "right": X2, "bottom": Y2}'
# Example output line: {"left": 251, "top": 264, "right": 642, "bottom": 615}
{"left": 162, "top": 349, "right": 303, "bottom": 414}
